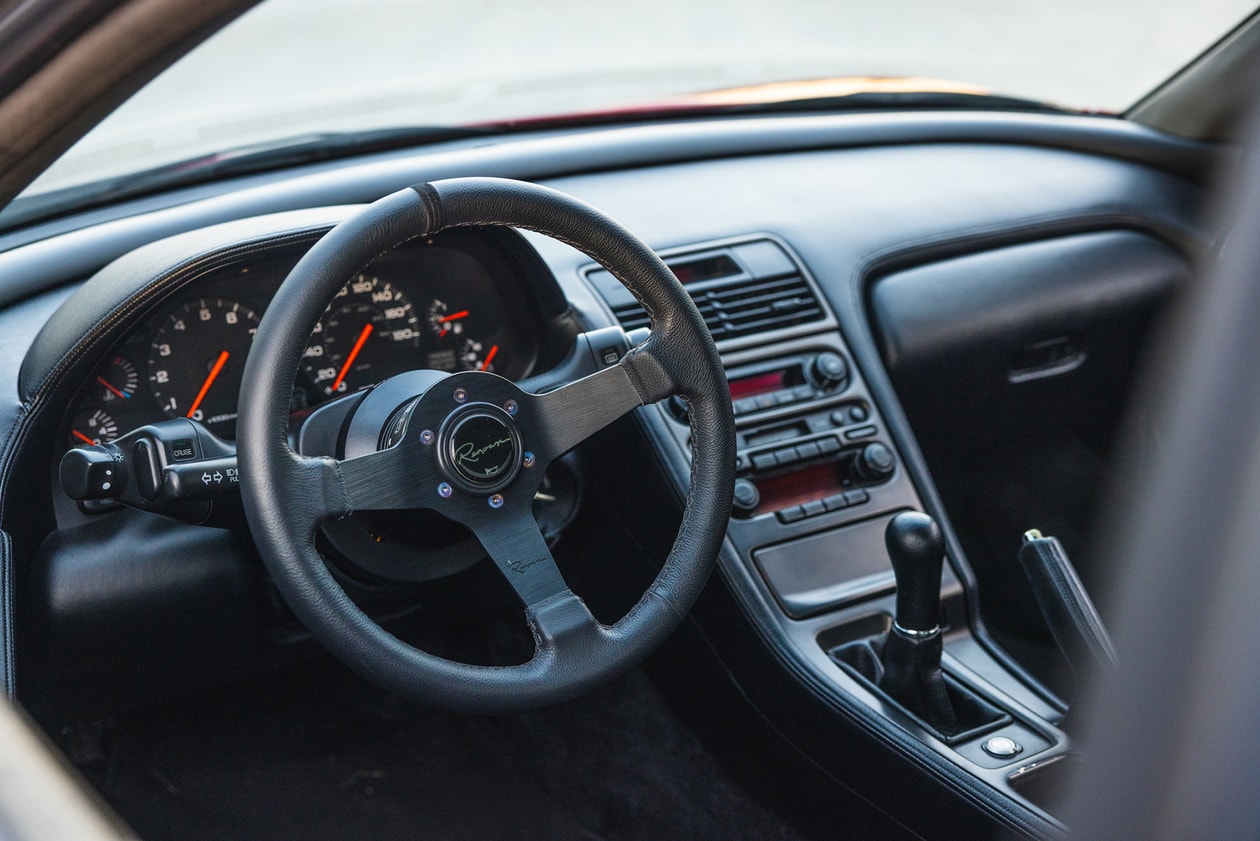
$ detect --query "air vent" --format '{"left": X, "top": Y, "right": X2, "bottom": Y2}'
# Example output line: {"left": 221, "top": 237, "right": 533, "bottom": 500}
{"left": 612, "top": 273, "right": 824, "bottom": 341}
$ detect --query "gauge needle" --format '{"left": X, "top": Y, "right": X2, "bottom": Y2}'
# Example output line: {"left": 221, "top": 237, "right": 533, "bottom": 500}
{"left": 438, "top": 310, "right": 469, "bottom": 338}
{"left": 186, "top": 350, "right": 230, "bottom": 418}
{"left": 331, "top": 323, "right": 373, "bottom": 392}
{"left": 96, "top": 376, "right": 130, "bottom": 399}
{"left": 71, "top": 430, "right": 95, "bottom": 446}
{"left": 479, "top": 344, "right": 500, "bottom": 371}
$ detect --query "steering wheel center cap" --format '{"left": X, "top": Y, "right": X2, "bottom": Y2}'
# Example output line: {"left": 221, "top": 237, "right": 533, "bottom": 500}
{"left": 437, "top": 405, "right": 523, "bottom": 493}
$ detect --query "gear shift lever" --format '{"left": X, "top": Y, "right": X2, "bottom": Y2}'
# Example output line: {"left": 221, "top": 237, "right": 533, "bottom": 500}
{"left": 878, "top": 511, "right": 958, "bottom": 730}
{"left": 887, "top": 511, "right": 945, "bottom": 635}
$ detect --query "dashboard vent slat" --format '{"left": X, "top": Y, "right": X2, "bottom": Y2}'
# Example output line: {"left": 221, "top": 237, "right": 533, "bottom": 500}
{"left": 610, "top": 272, "right": 823, "bottom": 342}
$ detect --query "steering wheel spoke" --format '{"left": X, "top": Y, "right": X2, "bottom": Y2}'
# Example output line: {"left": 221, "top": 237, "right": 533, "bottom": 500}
{"left": 527, "top": 348, "right": 672, "bottom": 463}
{"left": 468, "top": 505, "right": 571, "bottom": 606}
{"left": 336, "top": 443, "right": 436, "bottom": 512}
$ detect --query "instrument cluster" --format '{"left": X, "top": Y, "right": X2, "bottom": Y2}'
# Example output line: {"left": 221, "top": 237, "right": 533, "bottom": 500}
{"left": 64, "top": 233, "right": 539, "bottom": 448}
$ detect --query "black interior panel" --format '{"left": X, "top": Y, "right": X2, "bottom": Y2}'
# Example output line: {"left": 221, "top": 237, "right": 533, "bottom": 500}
{"left": 868, "top": 231, "right": 1188, "bottom": 686}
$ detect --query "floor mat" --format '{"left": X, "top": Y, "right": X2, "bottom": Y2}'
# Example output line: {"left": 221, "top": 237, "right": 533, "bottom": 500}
{"left": 89, "top": 661, "right": 807, "bottom": 841}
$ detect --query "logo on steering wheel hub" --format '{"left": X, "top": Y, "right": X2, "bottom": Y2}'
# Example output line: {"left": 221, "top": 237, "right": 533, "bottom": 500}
{"left": 437, "top": 405, "right": 523, "bottom": 493}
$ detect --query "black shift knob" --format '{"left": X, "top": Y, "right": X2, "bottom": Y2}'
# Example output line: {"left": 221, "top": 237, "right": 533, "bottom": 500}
{"left": 886, "top": 511, "right": 945, "bottom": 633}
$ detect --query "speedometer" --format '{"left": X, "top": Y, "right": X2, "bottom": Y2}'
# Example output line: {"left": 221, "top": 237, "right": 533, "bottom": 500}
{"left": 301, "top": 273, "right": 421, "bottom": 397}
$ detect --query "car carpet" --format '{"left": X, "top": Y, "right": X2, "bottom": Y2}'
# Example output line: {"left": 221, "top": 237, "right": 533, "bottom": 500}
{"left": 89, "top": 660, "right": 807, "bottom": 841}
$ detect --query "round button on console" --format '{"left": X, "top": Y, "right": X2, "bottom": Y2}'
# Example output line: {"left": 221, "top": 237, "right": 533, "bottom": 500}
{"left": 982, "top": 736, "right": 1023, "bottom": 758}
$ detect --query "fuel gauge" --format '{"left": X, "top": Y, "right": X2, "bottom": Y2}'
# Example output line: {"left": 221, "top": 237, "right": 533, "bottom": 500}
{"left": 460, "top": 338, "right": 502, "bottom": 372}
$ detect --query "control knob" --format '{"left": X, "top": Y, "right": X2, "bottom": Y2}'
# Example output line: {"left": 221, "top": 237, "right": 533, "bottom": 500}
{"left": 856, "top": 442, "right": 896, "bottom": 481}
{"left": 810, "top": 351, "right": 849, "bottom": 390}
{"left": 731, "top": 478, "right": 761, "bottom": 518}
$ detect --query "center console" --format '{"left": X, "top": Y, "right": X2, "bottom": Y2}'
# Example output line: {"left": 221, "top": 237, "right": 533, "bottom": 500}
{"left": 585, "top": 233, "right": 1075, "bottom": 824}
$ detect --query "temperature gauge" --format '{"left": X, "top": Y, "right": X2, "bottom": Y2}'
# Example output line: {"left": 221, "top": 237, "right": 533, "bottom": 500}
{"left": 92, "top": 355, "right": 139, "bottom": 403}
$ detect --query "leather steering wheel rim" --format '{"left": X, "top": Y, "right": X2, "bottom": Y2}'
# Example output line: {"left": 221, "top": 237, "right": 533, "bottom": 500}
{"left": 237, "top": 178, "right": 735, "bottom": 714}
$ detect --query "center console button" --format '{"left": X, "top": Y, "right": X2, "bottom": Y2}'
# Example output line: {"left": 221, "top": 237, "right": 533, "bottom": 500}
{"left": 843, "top": 424, "right": 878, "bottom": 441}
{"left": 843, "top": 488, "right": 870, "bottom": 506}
{"left": 795, "top": 441, "right": 821, "bottom": 461}
{"left": 751, "top": 452, "right": 778, "bottom": 471}
{"left": 772, "top": 446, "right": 800, "bottom": 465}
{"left": 801, "top": 499, "right": 827, "bottom": 518}
{"left": 777, "top": 506, "right": 806, "bottom": 524}
{"left": 817, "top": 437, "right": 841, "bottom": 455}
{"left": 822, "top": 493, "right": 850, "bottom": 512}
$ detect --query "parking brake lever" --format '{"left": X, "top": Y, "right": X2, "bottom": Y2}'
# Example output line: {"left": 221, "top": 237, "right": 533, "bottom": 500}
{"left": 1018, "top": 529, "right": 1117, "bottom": 680}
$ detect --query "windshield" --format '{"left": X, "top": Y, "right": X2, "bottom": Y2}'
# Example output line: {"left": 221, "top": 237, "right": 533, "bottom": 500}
{"left": 18, "top": 0, "right": 1259, "bottom": 199}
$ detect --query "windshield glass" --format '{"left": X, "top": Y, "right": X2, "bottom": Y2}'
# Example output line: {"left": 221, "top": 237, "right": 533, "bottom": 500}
{"left": 17, "top": 0, "right": 1259, "bottom": 199}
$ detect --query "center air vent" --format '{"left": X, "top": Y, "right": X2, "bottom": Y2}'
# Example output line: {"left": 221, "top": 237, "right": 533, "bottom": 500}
{"left": 585, "top": 237, "right": 827, "bottom": 343}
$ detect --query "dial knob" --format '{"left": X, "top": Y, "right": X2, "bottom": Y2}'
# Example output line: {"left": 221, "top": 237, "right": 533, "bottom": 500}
{"left": 810, "top": 351, "right": 849, "bottom": 390}
{"left": 731, "top": 478, "right": 761, "bottom": 518}
{"left": 857, "top": 442, "right": 896, "bottom": 481}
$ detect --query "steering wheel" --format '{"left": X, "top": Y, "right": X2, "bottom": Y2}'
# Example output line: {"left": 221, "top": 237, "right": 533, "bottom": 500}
{"left": 236, "top": 178, "right": 735, "bottom": 714}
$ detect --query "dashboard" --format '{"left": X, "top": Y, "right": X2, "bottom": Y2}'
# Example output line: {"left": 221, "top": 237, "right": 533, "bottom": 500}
{"left": 61, "top": 230, "right": 543, "bottom": 450}
{"left": 0, "top": 112, "right": 1216, "bottom": 841}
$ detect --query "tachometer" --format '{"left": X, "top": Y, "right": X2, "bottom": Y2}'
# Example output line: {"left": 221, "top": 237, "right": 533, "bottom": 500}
{"left": 301, "top": 273, "right": 421, "bottom": 398}
{"left": 147, "top": 298, "right": 259, "bottom": 439}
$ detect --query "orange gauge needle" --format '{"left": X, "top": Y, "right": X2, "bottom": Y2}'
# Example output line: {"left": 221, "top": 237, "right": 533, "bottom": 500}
{"left": 437, "top": 310, "right": 469, "bottom": 338}
{"left": 96, "top": 376, "right": 129, "bottom": 399}
{"left": 187, "top": 350, "right": 230, "bottom": 418}
{"left": 479, "top": 344, "right": 500, "bottom": 371}
{"left": 330, "top": 323, "right": 373, "bottom": 393}
{"left": 71, "top": 430, "right": 95, "bottom": 446}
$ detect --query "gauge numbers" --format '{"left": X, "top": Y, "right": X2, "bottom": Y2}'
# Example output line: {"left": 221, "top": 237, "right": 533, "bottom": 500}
{"left": 148, "top": 298, "right": 259, "bottom": 439}
{"left": 67, "top": 408, "right": 118, "bottom": 448}
{"left": 302, "top": 273, "right": 421, "bottom": 397}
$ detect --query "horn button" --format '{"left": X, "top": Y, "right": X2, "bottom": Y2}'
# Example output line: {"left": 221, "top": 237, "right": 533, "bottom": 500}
{"left": 436, "top": 404, "right": 523, "bottom": 494}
